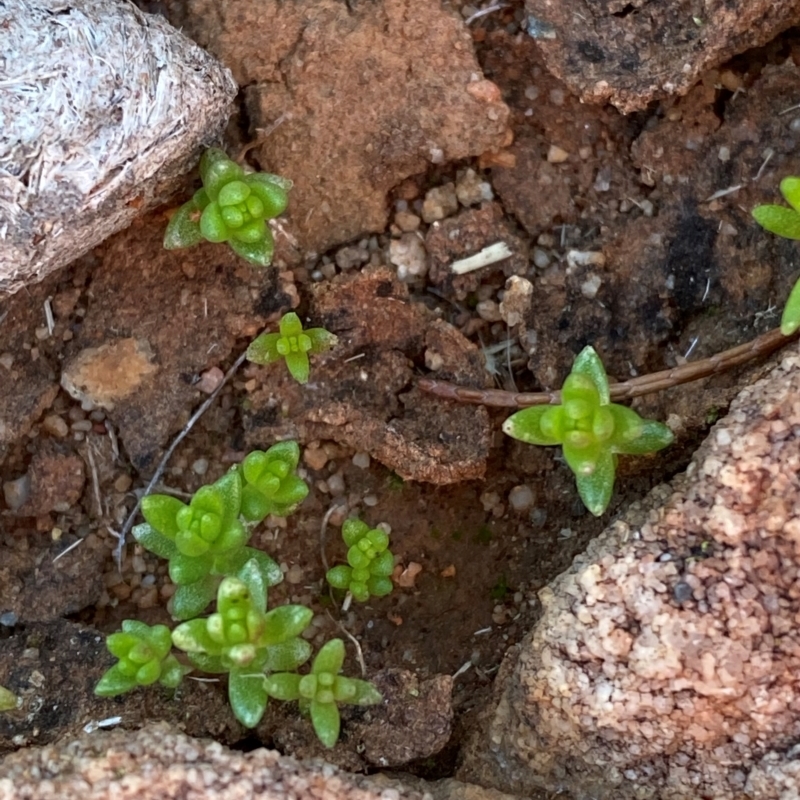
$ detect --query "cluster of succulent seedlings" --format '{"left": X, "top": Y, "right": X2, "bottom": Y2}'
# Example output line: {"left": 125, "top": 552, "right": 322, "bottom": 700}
{"left": 96, "top": 442, "right": 390, "bottom": 745}
{"left": 86, "top": 148, "right": 800, "bottom": 743}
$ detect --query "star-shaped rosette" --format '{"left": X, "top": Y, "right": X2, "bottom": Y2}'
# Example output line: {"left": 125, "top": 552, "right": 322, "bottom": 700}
{"left": 164, "top": 148, "right": 291, "bottom": 267}
{"left": 246, "top": 312, "right": 338, "bottom": 384}
{"left": 502, "top": 346, "right": 673, "bottom": 516}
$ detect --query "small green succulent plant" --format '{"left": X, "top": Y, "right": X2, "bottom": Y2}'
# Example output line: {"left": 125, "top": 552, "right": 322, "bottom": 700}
{"left": 325, "top": 518, "right": 395, "bottom": 602}
{"left": 164, "top": 147, "right": 291, "bottom": 267}
{"left": 95, "top": 620, "right": 191, "bottom": 696}
{"left": 247, "top": 312, "right": 338, "bottom": 384}
{"left": 265, "top": 638, "right": 382, "bottom": 748}
{"left": 133, "top": 448, "right": 307, "bottom": 619}
{"left": 172, "top": 569, "right": 313, "bottom": 728}
{"left": 502, "top": 346, "right": 673, "bottom": 516}
{"left": 239, "top": 441, "right": 309, "bottom": 521}
{"left": 752, "top": 176, "right": 800, "bottom": 335}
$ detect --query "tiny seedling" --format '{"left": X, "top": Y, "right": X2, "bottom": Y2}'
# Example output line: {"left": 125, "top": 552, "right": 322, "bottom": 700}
{"left": 247, "top": 312, "right": 338, "bottom": 384}
{"left": 164, "top": 147, "right": 291, "bottom": 267}
{"left": 502, "top": 346, "right": 673, "bottom": 516}
{"left": 326, "top": 518, "right": 395, "bottom": 603}
{"left": 752, "top": 176, "right": 800, "bottom": 335}
{"left": 95, "top": 620, "right": 191, "bottom": 696}
{"left": 171, "top": 568, "right": 313, "bottom": 728}
{"left": 265, "top": 638, "right": 382, "bottom": 748}
{"left": 134, "top": 448, "right": 305, "bottom": 619}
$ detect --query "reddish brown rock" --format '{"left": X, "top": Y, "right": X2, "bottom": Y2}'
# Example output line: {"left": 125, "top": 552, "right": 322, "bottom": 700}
{"left": 182, "top": 0, "right": 510, "bottom": 255}
{"left": 243, "top": 268, "right": 491, "bottom": 484}
{"left": 14, "top": 442, "right": 85, "bottom": 517}
{"left": 524, "top": 0, "right": 800, "bottom": 112}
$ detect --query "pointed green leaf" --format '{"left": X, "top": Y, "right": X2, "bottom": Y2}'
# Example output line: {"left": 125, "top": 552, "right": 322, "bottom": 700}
{"left": 218, "top": 180, "right": 251, "bottom": 207}
{"left": 561, "top": 439, "right": 602, "bottom": 477}
{"left": 0, "top": 685, "right": 18, "bottom": 711}
{"left": 752, "top": 205, "right": 800, "bottom": 240}
{"left": 575, "top": 450, "right": 616, "bottom": 516}
{"left": 305, "top": 328, "right": 338, "bottom": 354}
{"left": 163, "top": 199, "right": 204, "bottom": 250}
{"left": 262, "top": 639, "right": 312, "bottom": 672}
{"left": 143, "top": 624, "right": 174, "bottom": 659}
{"left": 570, "top": 346, "right": 610, "bottom": 405}
{"left": 199, "top": 202, "right": 230, "bottom": 243}
{"left": 312, "top": 639, "right": 345, "bottom": 675}
{"left": 172, "top": 619, "right": 220, "bottom": 654}
{"left": 265, "top": 672, "right": 302, "bottom": 701}
{"left": 781, "top": 277, "right": 800, "bottom": 335}
{"left": 326, "top": 565, "right": 352, "bottom": 589}
{"left": 342, "top": 518, "right": 369, "bottom": 547}
{"left": 229, "top": 668, "right": 268, "bottom": 728}
{"left": 367, "top": 576, "right": 393, "bottom": 597}
{"left": 200, "top": 149, "right": 245, "bottom": 199}
{"left": 169, "top": 576, "right": 218, "bottom": 621}
{"left": 239, "top": 486, "right": 272, "bottom": 523}
{"left": 245, "top": 174, "right": 290, "bottom": 217}
{"left": 612, "top": 418, "right": 674, "bottom": 455}
{"left": 781, "top": 176, "right": 800, "bottom": 213}
{"left": 235, "top": 558, "right": 267, "bottom": 614}
{"left": 347, "top": 678, "right": 383, "bottom": 705}
{"left": 259, "top": 605, "right": 313, "bottom": 646}
{"left": 264, "top": 440, "right": 301, "bottom": 468}
{"left": 94, "top": 664, "right": 139, "bottom": 696}
{"left": 132, "top": 522, "right": 178, "bottom": 560}
{"left": 169, "top": 552, "right": 214, "bottom": 585}
{"left": 310, "top": 699, "right": 341, "bottom": 748}
{"left": 229, "top": 232, "right": 274, "bottom": 267}
{"left": 159, "top": 656, "right": 192, "bottom": 689}
{"left": 502, "top": 406, "right": 563, "bottom": 446}
{"left": 271, "top": 474, "right": 309, "bottom": 508}
{"left": 187, "top": 652, "right": 227, "bottom": 673}
{"left": 142, "top": 494, "right": 186, "bottom": 539}
{"left": 106, "top": 631, "right": 138, "bottom": 659}
{"left": 369, "top": 550, "right": 394, "bottom": 577}
{"left": 284, "top": 350, "right": 310, "bottom": 384}
{"left": 246, "top": 332, "right": 282, "bottom": 365}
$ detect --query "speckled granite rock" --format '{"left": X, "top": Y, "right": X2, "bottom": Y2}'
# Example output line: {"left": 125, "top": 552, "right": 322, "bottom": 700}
{"left": 478, "top": 341, "right": 800, "bottom": 799}
{"left": 0, "top": 722, "right": 522, "bottom": 800}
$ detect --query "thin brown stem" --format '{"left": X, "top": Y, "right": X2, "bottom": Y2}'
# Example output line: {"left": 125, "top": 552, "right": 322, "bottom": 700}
{"left": 418, "top": 326, "right": 798, "bottom": 409}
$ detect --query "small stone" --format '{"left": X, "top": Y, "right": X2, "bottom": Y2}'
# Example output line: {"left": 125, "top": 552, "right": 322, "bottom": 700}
{"left": 303, "top": 446, "right": 329, "bottom": 471}
{"left": 499, "top": 276, "right": 533, "bottom": 327}
{"left": 389, "top": 232, "right": 428, "bottom": 281}
{"left": 476, "top": 300, "right": 502, "bottom": 322}
{"left": 196, "top": 367, "right": 224, "bottom": 395}
{"left": 508, "top": 484, "right": 535, "bottom": 512}
{"left": 285, "top": 565, "right": 304, "bottom": 584}
{"left": 421, "top": 183, "right": 459, "bottom": 223}
{"left": 581, "top": 274, "right": 603, "bottom": 299}
{"left": 0, "top": 353, "right": 13, "bottom": 370}
{"left": 547, "top": 144, "right": 569, "bottom": 163}
{"left": 440, "top": 564, "right": 456, "bottom": 578}
{"left": 42, "top": 414, "right": 69, "bottom": 438}
{"left": 114, "top": 474, "right": 133, "bottom": 492}
{"left": 335, "top": 245, "right": 370, "bottom": 271}
{"left": 327, "top": 473, "right": 346, "bottom": 496}
{"left": 532, "top": 247, "right": 551, "bottom": 269}
{"left": 3, "top": 474, "right": 31, "bottom": 511}
{"left": 394, "top": 210, "right": 421, "bottom": 232}
{"left": 424, "top": 349, "right": 444, "bottom": 371}
{"left": 352, "top": 452, "right": 370, "bottom": 469}
{"left": 395, "top": 562, "right": 423, "bottom": 588}
{"left": 480, "top": 490, "right": 500, "bottom": 512}
{"left": 455, "top": 168, "right": 493, "bottom": 207}
{"left": 191, "top": 458, "right": 209, "bottom": 476}
{"left": 363, "top": 494, "right": 378, "bottom": 507}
